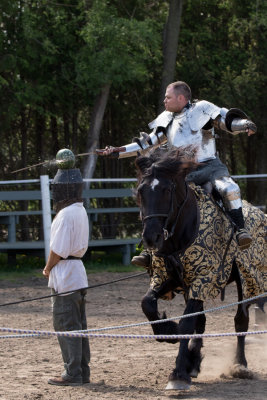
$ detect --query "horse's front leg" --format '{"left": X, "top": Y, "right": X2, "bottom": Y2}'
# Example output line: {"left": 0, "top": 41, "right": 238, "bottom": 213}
{"left": 166, "top": 299, "right": 203, "bottom": 390}
{"left": 141, "top": 280, "right": 180, "bottom": 344}
{"left": 188, "top": 309, "right": 206, "bottom": 378}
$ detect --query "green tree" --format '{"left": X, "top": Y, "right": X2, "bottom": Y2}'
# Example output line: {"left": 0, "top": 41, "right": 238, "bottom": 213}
{"left": 158, "top": 0, "right": 184, "bottom": 113}
{"left": 78, "top": 0, "right": 161, "bottom": 178}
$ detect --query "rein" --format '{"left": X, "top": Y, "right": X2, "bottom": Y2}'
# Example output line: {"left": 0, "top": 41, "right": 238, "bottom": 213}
{"left": 142, "top": 181, "right": 189, "bottom": 241}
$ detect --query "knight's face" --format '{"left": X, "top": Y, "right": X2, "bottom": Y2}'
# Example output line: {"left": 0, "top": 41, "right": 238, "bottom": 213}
{"left": 164, "top": 87, "right": 185, "bottom": 113}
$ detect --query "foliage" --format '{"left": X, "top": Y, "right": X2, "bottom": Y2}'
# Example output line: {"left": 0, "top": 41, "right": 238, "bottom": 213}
{"left": 0, "top": 251, "right": 143, "bottom": 281}
{"left": 0, "top": 0, "right": 162, "bottom": 177}
{"left": 0, "top": 0, "right": 266, "bottom": 204}
{"left": 78, "top": 1, "right": 160, "bottom": 89}
{"left": 84, "top": 250, "right": 143, "bottom": 273}
{"left": 175, "top": 0, "right": 267, "bottom": 202}
{"left": 0, "top": 253, "right": 44, "bottom": 272}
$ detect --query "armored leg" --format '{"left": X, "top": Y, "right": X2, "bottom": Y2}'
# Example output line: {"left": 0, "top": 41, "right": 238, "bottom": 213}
{"left": 213, "top": 176, "right": 252, "bottom": 249}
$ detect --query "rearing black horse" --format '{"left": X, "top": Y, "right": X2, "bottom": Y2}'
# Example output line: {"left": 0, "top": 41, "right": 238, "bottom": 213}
{"left": 135, "top": 146, "right": 267, "bottom": 390}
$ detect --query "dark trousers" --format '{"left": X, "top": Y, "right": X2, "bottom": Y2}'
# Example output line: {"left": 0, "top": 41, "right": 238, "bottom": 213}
{"left": 186, "top": 157, "right": 230, "bottom": 186}
{"left": 52, "top": 289, "right": 90, "bottom": 383}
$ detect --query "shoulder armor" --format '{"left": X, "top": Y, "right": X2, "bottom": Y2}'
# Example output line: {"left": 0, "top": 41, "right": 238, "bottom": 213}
{"left": 188, "top": 100, "right": 221, "bottom": 131}
{"left": 148, "top": 110, "right": 173, "bottom": 129}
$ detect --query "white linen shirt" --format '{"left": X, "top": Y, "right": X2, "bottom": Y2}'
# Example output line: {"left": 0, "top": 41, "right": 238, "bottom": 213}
{"left": 48, "top": 202, "right": 89, "bottom": 294}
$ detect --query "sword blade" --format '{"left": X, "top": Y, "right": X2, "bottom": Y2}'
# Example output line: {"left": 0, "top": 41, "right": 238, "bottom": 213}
{"left": 10, "top": 146, "right": 127, "bottom": 173}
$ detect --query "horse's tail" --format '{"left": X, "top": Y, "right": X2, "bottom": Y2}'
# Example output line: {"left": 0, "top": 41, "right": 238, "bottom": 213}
{"left": 221, "top": 288, "right": 225, "bottom": 302}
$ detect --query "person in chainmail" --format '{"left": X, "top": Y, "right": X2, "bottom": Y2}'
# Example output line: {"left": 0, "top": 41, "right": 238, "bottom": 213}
{"left": 43, "top": 156, "right": 90, "bottom": 386}
{"left": 102, "top": 81, "right": 257, "bottom": 267}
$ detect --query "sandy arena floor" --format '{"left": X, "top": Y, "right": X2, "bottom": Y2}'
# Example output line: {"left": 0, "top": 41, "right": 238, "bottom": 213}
{"left": 0, "top": 272, "right": 267, "bottom": 400}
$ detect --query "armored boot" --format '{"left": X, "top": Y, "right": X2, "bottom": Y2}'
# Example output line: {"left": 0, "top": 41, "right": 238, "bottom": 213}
{"left": 229, "top": 207, "right": 252, "bottom": 250}
{"left": 131, "top": 249, "right": 151, "bottom": 267}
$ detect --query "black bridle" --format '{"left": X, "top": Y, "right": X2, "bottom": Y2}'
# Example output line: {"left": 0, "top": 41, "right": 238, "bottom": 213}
{"left": 142, "top": 180, "right": 189, "bottom": 241}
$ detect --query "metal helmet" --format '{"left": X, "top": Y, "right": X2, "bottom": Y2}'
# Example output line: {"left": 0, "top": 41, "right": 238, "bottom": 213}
{"left": 51, "top": 149, "right": 83, "bottom": 204}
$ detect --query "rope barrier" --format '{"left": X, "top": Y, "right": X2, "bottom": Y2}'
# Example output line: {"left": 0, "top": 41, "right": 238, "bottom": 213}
{"left": 67, "top": 291, "right": 267, "bottom": 333}
{"left": 0, "top": 271, "right": 147, "bottom": 307}
{"left": 0, "top": 292, "right": 266, "bottom": 340}
{"left": 0, "top": 327, "right": 267, "bottom": 340}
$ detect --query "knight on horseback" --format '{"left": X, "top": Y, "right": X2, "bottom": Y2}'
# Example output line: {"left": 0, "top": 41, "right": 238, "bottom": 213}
{"left": 102, "top": 81, "right": 257, "bottom": 259}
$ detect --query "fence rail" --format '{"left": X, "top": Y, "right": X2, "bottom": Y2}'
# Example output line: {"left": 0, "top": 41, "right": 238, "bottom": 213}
{"left": 0, "top": 175, "right": 266, "bottom": 265}
{"left": 0, "top": 176, "right": 141, "bottom": 265}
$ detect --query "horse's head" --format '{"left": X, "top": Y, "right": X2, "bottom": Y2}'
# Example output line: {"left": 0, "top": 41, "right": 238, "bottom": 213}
{"left": 135, "top": 146, "right": 198, "bottom": 251}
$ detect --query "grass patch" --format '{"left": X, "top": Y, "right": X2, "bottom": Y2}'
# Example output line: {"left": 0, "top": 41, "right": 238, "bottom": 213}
{"left": 0, "top": 269, "right": 43, "bottom": 281}
{"left": 0, "top": 254, "right": 44, "bottom": 280}
{"left": 84, "top": 251, "right": 142, "bottom": 273}
{"left": 0, "top": 250, "right": 143, "bottom": 280}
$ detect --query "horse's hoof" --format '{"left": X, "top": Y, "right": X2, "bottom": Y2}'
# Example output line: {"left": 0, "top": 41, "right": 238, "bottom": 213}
{"left": 165, "top": 379, "right": 191, "bottom": 391}
{"left": 230, "top": 364, "right": 254, "bottom": 379}
{"left": 190, "top": 368, "right": 199, "bottom": 378}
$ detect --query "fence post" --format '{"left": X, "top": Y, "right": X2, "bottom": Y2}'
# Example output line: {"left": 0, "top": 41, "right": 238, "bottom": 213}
{"left": 40, "top": 175, "right": 52, "bottom": 262}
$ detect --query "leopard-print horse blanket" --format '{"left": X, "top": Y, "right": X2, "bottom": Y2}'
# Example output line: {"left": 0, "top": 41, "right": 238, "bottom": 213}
{"left": 149, "top": 183, "right": 267, "bottom": 302}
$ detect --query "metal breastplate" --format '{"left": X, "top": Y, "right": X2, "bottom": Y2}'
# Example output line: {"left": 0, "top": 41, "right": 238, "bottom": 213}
{"left": 167, "top": 109, "right": 217, "bottom": 162}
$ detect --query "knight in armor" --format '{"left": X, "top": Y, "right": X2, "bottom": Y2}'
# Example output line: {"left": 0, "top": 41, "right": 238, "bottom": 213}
{"left": 43, "top": 149, "right": 90, "bottom": 386}
{"left": 103, "top": 81, "right": 257, "bottom": 266}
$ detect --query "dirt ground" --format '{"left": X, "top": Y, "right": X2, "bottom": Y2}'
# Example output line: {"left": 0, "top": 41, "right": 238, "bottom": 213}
{"left": 0, "top": 272, "right": 267, "bottom": 400}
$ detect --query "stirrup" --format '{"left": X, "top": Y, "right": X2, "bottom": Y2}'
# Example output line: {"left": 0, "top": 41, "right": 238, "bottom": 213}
{"left": 236, "top": 229, "right": 252, "bottom": 250}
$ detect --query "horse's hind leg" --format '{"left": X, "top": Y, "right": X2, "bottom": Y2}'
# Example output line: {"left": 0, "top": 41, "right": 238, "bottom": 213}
{"left": 234, "top": 303, "right": 249, "bottom": 367}
{"left": 141, "top": 282, "right": 180, "bottom": 344}
{"left": 231, "top": 302, "right": 255, "bottom": 379}
{"left": 232, "top": 263, "right": 249, "bottom": 367}
{"left": 255, "top": 298, "right": 267, "bottom": 328}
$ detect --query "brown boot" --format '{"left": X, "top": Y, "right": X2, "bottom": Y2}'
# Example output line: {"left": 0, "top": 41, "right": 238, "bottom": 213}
{"left": 131, "top": 250, "right": 151, "bottom": 267}
{"left": 229, "top": 208, "right": 252, "bottom": 250}
{"left": 236, "top": 228, "right": 252, "bottom": 250}
{"left": 48, "top": 377, "right": 82, "bottom": 386}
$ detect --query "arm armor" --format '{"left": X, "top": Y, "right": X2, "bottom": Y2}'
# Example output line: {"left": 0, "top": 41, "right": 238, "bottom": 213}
{"left": 214, "top": 108, "right": 257, "bottom": 135}
{"left": 118, "top": 128, "right": 167, "bottom": 159}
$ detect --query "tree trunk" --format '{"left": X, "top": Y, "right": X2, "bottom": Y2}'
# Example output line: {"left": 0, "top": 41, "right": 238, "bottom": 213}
{"left": 256, "top": 135, "right": 267, "bottom": 211}
{"left": 50, "top": 116, "right": 59, "bottom": 156}
{"left": 35, "top": 111, "right": 46, "bottom": 175}
{"left": 20, "top": 108, "right": 30, "bottom": 241}
{"left": 82, "top": 83, "right": 111, "bottom": 181}
{"left": 20, "top": 109, "right": 27, "bottom": 175}
{"left": 72, "top": 110, "right": 78, "bottom": 154}
{"left": 157, "top": 0, "right": 183, "bottom": 113}
{"left": 63, "top": 112, "right": 70, "bottom": 148}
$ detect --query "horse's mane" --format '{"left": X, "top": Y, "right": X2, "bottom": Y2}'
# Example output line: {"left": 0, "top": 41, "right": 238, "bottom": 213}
{"left": 135, "top": 146, "right": 199, "bottom": 183}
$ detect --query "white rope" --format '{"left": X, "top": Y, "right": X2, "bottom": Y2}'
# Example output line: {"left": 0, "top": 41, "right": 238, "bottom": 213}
{"left": 74, "top": 291, "right": 267, "bottom": 333}
{"left": 0, "top": 328, "right": 267, "bottom": 340}
{"left": 0, "top": 292, "right": 266, "bottom": 340}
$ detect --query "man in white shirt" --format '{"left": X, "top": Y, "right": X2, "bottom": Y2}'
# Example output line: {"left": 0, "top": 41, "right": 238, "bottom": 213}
{"left": 43, "top": 155, "right": 90, "bottom": 386}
